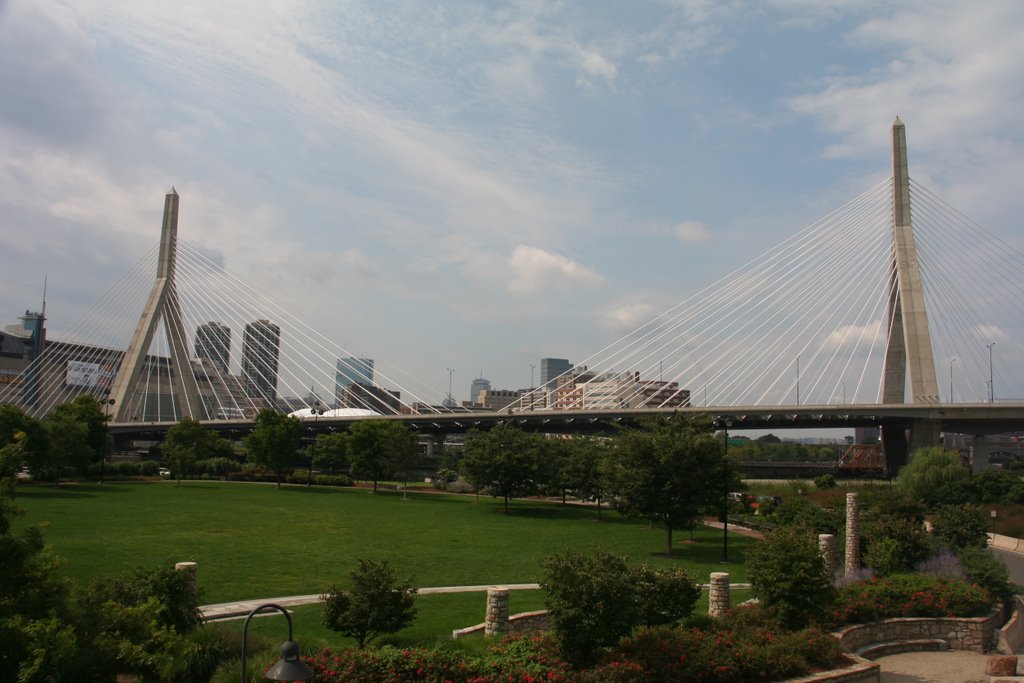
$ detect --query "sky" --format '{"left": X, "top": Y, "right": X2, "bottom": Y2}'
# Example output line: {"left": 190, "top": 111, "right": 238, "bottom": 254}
{"left": 2, "top": 0, "right": 1024, "bottom": 404}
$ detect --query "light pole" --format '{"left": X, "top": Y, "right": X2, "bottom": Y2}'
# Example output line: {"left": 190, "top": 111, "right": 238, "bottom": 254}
{"left": 949, "top": 357, "right": 957, "bottom": 404}
{"left": 987, "top": 342, "right": 996, "bottom": 403}
{"left": 308, "top": 400, "right": 324, "bottom": 486}
{"left": 100, "top": 389, "right": 115, "bottom": 484}
{"left": 721, "top": 421, "right": 730, "bottom": 563}
{"left": 446, "top": 368, "right": 454, "bottom": 408}
{"left": 240, "top": 603, "right": 313, "bottom": 682}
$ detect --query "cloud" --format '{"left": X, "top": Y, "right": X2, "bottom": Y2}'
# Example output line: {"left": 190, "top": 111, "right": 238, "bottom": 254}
{"left": 821, "top": 323, "right": 880, "bottom": 350}
{"left": 600, "top": 302, "right": 655, "bottom": 332}
{"left": 674, "top": 220, "right": 712, "bottom": 244}
{"left": 506, "top": 245, "right": 604, "bottom": 294}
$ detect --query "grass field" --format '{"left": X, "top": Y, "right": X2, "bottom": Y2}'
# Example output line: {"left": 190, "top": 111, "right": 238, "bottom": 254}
{"left": 12, "top": 480, "right": 753, "bottom": 631}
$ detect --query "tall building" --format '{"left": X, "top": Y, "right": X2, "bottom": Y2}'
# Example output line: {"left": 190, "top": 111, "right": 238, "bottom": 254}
{"left": 335, "top": 357, "right": 374, "bottom": 404}
{"left": 195, "top": 322, "right": 231, "bottom": 372}
{"left": 241, "top": 319, "right": 280, "bottom": 403}
{"left": 469, "top": 375, "right": 491, "bottom": 405}
{"left": 540, "top": 358, "right": 572, "bottom": 387}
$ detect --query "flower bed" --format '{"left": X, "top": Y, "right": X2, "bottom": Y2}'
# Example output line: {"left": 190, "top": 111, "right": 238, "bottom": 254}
{"left": 829, "top": 575, "right": 993, "bottom": 626}
{"left": 304, "top": 622, "right": 849, "bottom": 683}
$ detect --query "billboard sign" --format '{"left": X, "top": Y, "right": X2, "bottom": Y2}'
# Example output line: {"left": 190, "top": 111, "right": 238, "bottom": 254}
{"left": 66, "top": 361, "right": 116, "bottom": 389}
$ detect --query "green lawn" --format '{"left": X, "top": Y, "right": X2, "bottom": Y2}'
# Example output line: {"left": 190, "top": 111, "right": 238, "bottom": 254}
{"left": 12, "top": 481, "right": 753, "bottom": 606}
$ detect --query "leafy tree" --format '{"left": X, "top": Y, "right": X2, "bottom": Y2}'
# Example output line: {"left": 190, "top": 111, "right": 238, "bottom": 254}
{"left": 321, "top": 558, "right": 417, "bottom": 648}
{"left": 814, "top": 473, "right": 837, "bottom": 490}
{"left": 40, "top": 411, "right": 89, "bottom": 484}
{"left": 561, "top": 437, "right": 612, "bottom": 518}
{"left": 0, "top": 405, "right": 46, "bottom": 469}
{"left": 862, "top": 514, "right": 930, "bottom": 576}
{"left": 938, "top": 469, "right": 1024, "bottom": 506}
{"left": 348, "top": 420, "right": 417, "bottom": 493}
{"left": 50, "top": 396, "right": 107, "bottom": 471}
{"left": 162, "top": 417, "right": 232, "bottom": 486}
{"left": 460, "top": 423, "right": 545, "bottom": 512}
{"left": 540, "top": 549, "right": 699, "bottom": 665}
{"left": 610, "top": 415, "right": 727, "bottom": 555}
{"left": 747, "top": 526, "right": 835, "bottom": 629}
{"left": 770, "top": 496, "right": 842, "bottom": 535}
{"left": 930, "top": 504, "right": 989, "bottom": 552}
{"left": 243, "top": 409, "right": 303, "bottom": 487}
{"left": 313, "top": 432, "right": 349, "bottom": 473}
{"left": 897, "top": 446, "right": 969, "bottom": 507}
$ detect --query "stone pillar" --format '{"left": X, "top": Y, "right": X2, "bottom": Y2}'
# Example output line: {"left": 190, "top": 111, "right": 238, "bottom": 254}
{"left": 818, "top": 534, "right": 838, "bottom": 579}
{"left": 175, "top": 561, "right": 198, "bottom": 595}
{"left": 485, "top": 587, "right": 510, "bottom": 637}
{"left": 708, "top": 572, "right": 730, "bottom": 618}
{"left": 845, "top": 493, "right": 860, "bottom": 576}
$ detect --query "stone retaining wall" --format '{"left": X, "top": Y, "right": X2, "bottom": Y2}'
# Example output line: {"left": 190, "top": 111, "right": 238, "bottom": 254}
{"left": 836, "top": 611, "right": 1001, "bottom": 654}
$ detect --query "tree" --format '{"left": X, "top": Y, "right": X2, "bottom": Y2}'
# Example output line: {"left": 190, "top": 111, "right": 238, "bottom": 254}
{"left": 897, "top": 446, "right": 970, "bottom": 507}
{"left": 348, "top": 420, "right": 417, "bottom": 493}
{"left": 610, "top": 415, "right": 727, "bottom": 555}
{"left": 243, "top": 409, "right": 302, "bottom": 487}
{"left": 540, "top": 549, "right": 699, "bottom": 665}
{"left": 40, "top": 411, "right": 89, "bottom": 484}
{"left": 561, "top": 437, "right": 612, "bottom": 518}
{"left": 162, "top": 417, "right": 232, "bottom": 486}
{"left": 49, "top": 396, "right": 107, "bottom": 473}
{"left": 460, "top": 423, "right": 545, "bottom": 512}
{"left": 313, "top": 432, "right": 349, "bottom": 473}
{"left": 930, "top": 504, "right": 989, "bottom": 552}
{"left": 747, "top": 526, "right": 835, "bottom": 629}
{"left": 320, "top": 558, "right": 417, "bottom": 648}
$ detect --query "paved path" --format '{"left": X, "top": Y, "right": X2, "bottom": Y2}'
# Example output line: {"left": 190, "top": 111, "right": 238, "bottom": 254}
{"left": 876, "top": 650, "right": 989, "bottom": 683}
{"left": 200, "top": 581, "right": 753, "bottom": 622}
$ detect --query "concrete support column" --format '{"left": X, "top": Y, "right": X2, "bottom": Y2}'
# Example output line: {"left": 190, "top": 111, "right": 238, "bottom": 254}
{"left": 818, "top": 534, "right": 838, "bottom": 580}
{"left": 708, "top": 572, "right": 731, "bottom": 617}
{"left": 485, "top": 587, "right": 510, "bottom": 637}
{"left": 971, "top": 435, "right": 989, "bottom": 474}
{"left": 845, "top": 493, "right": 861, "bottom": 576}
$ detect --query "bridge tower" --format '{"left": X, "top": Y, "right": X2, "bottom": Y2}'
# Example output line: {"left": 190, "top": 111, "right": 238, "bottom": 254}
{"left": 880, "top": 118, "right": 941, "bottom": 472}
{"left": 107, "top": 189, "right": 206, "bottom": 421}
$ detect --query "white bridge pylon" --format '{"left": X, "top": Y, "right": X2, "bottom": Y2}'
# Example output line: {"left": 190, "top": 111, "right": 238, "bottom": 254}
{"left": 108, "top": 189, "right": 206, "bottom": 421}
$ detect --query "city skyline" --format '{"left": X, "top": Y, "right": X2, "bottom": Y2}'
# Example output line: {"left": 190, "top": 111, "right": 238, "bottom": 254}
{"left": 2, "top": 2, "right": 1024, "bottom": 396}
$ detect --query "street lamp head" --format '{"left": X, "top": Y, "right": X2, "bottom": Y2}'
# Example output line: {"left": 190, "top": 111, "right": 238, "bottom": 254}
{"left": 263, "top": 640, "right": 314, "bottom": 681}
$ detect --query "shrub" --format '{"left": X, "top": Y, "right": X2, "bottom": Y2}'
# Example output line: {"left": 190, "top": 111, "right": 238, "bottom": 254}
{"left": 814, "top": 474, "right": 837, "bottom": 490}
{"left": 587, "top": 621, "right": 846, "bottom": 683}
{"left": 862, "top": 514, "right": 930, "bottom": 576}
{"left": 830, "top": 574, "right": 993, "bottom": 625}
{"left": 930, "top": 504, "right": 989, "bottom": 551}
{"left": 541, "top": 550, "right": 642, "bottom": 665}
{"left": 747, "top": 526, "right": 835, "bottom": 629}
{"left": 958, "top": 546, "right": 1019, "bottom": 605}
{"left": 321, "top": 558, "right": 417, "bottom": 648}
{"left": 769, "top": 496, "right": 841, "bottom": 534}
{"left": 540, "top": 549, "right": 699, "bottom": 665}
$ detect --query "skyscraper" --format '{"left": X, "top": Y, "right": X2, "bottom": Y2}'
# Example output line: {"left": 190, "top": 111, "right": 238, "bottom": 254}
{"left": 195, "top": 322, "right": 231, "bottom": 372}
{"left": 540, "top": 358, "right": 572, "bottom": 387}
{"left": 241, "top": 320, "right": 280, "bottom": 402}
{"left": 335, "top": 357, "right": 374, "bottom": 403}
{"left": 469, "top": 375, "right": 491, "bottom": 405}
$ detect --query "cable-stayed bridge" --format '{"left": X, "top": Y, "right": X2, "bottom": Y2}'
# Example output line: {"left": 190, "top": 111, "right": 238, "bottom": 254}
{"left": 3, "top": 119, "right": 1024, "bottom": 472}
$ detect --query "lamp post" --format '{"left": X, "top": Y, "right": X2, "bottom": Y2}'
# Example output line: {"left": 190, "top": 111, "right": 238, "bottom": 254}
{"left": 987, "top": 342, "right": 996, "bottom": 403}
{"left": 949, "top": 357, "right": 957, "bottom": 404}
{"left": 721, "top": 422, "right": 730, "bottom": 563}
{"left": 307, "top": 400, "right": 324, "bottom": 486}
{"left": 240, "top": 603, "right": 313, "bottom": 682}
{"left": 99, "top": 389, "right": 115, "bottom": 484}
{"left": 446, "top": 368, "right": 454, "bottom": 408}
